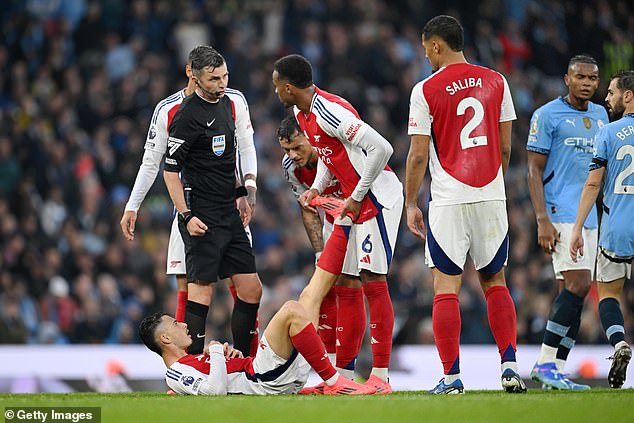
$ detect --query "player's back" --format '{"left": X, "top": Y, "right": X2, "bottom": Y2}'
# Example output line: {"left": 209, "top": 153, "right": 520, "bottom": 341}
{"left": 410, "top": 63, "right": 514, "bottom": 205}
{"left": 596, "top": 115, "right": 634, "bottom": 257}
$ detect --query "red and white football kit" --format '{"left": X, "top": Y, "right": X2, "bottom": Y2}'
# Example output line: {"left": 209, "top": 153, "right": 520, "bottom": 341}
{"left": 408, "top": 62, "right": 519, "bottom": 380}
{"left": 166, "top": 337, "right": 310, "bottom": 395}
{"left": 124, "top": 88, "right": 256, "bottom": 275}
{"left": 282, "top": 155, "right": 366, "bottom": 373}
{"left": 408, "top": 63, "right": 516, "bottom": 275}
{"left": 293, "top": 87, "right": 403, "bottom": 277}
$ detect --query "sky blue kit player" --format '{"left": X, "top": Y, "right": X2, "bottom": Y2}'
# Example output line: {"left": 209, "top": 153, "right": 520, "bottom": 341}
{"left": 592, "top": 113, "right": 634, "bottom": 258}
{"left": 527, "top": 55, "right": 608, "bottom": 391}
{"left": 570, "top": 70, "right": 634, "bottom": 389}
{"left": 527, "top": 97, "right": 608, "bottom": 227}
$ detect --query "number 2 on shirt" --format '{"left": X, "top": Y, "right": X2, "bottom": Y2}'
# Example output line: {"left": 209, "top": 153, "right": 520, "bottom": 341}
{"left": 614, "top": 145, "right": 634, "bottom": 194}
{"left": 457, "top": 97, "right": 488, "bottom": 150}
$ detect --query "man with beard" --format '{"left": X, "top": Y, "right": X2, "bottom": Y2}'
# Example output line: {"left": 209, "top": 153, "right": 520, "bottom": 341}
{"left": 570, "top": 70, "right": 634, "bottom": 389}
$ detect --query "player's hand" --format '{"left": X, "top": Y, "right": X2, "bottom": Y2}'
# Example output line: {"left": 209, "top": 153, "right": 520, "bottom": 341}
{"left": 406, "top": 205, "right": 426, "bottom": 241}
{"left": 187, "top": 216, "right": 208, "bottom": 236}
{"left": 236, "top": 196, "right": 252, "bottom": 226}
{"left": 204, "top": 340, "right": 222, "bottom": 355}
{"left": 537, "top": 218, "right": 560, "bottom": 254}
{"left": 569, "top": 227, "right": 584, "bottom": 262}
{"left": 340, "top": 197, "right": 361, "bottom": 221}
{"left": 299, "top": 189, "right": 319, "bottom": 213}
{"left": 120, "top": 210, "right": 137, "bottom": 241}
{"left": 223, "top": 342, "right": 243, "bottom": 359}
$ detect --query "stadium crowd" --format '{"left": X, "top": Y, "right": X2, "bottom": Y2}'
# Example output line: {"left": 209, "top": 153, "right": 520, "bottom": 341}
{"left": 1, "top": 0, "right": 633, "bottom": 357}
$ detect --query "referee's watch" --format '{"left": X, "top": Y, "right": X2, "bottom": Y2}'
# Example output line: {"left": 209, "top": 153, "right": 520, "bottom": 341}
{"left": 178, "top": 210, "right": 193, "bottom": 225}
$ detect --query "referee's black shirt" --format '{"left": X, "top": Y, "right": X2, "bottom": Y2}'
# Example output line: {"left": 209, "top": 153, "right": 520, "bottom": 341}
{"left": 165, "top": 92, "right": 237, "bottom": 222}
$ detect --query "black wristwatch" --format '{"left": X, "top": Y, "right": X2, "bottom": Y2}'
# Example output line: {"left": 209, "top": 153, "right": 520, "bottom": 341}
{"left": 178, "top": 210, "right": 193, "bottom": 225}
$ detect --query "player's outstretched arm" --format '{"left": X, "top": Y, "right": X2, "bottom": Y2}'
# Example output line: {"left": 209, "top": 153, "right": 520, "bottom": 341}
{"left": 499, "top": 120, "right": 512, "bottom": 176}
{"left": 300, "top": 206, "right": 324, "bottom": 254}
{"left": 405, "top": 135, "right": 429, "bottom": 241}
{"left": 570, "top": 167, "right": 605, "bottom": 261}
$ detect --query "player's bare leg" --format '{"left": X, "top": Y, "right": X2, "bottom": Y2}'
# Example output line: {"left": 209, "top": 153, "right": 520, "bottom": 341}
{"left": 298, "top": 267, "right": 339, "bottom": 327}
{"left": 428, "top": 270, "right": 465, "bottom": 394}
{"left": 479, "top": 270, "right": 526, "bottom": 393}
{"left": 186, "top": 282, "right": 214, "bottom": 354}
{"left": 265, "top": 300, "right": 376, "bottom": 395}
{"left": 597, "top": 278, "right": 631, "bottom": 388}
{"left": 231, "top": 273, "right": 262, "bottom": 356}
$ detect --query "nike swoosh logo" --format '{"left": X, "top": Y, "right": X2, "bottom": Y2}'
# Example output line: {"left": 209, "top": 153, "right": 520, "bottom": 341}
{"left": 196, "top": 334, "right": 205, "bottom": 338}
{"left": 206, "top": 118, "right": 216, "bottom": 127}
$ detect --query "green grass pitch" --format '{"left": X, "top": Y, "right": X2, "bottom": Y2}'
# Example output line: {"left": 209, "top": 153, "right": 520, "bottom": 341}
{"left": 2, "top": 390, "right": 633, "bottom": 423}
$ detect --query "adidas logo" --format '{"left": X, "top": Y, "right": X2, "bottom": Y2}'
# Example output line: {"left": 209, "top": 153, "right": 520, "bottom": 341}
{"left": 318, "top": 324, "right": 333, "bottom": 330}
{"left": 336, "top": 387, "right": 356, "bottom": 394}
{"left": 371, "top": 336, "right": 379, "bottom": 344}
{"left": 360, "top": 254, "right": 371, "bottom": 264}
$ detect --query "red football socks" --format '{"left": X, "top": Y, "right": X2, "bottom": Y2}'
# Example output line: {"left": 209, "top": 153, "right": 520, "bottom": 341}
{"left": 433, "top": 293, "right": 461, "bottom": 375}
{"left": 175, "top": 291, "right": 187, "bottom": 322}
{"left": 291, "top": 324, "right": 337, "bottom": 381}
{"left": 319, "top": 288, "right": 338, "bottom": 354}
{"left": 335, "top": 286, "right": 365, "bottom": 369}
{"left": 363, "top": 281, "right": 394, "bottom": 369}
{"left": 317, "top": 224, "right": 350, "bottom": 275}
{"left": 485, "top": 285, "right": 517, "bottom": 362}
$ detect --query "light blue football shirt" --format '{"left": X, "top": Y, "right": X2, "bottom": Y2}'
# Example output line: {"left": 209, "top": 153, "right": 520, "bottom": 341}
{"left": 527, "top": 97, "right": 608, "bottom": 228}
{"left": 592, "top": 113, "right": 634, "bottom": 257}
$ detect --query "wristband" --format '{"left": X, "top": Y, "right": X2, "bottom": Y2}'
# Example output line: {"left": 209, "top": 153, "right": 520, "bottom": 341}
{"left": 235, "top": 186, "right": 248, "bottom": 199}
{"left": 244, "top": 179, "right": 257, "bottom": 189}
{"left": 178, "top": 210, "right": 193, "bottom": 225}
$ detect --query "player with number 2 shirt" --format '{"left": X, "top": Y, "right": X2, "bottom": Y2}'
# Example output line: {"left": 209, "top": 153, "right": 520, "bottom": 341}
{"left": 405, "top": 15, "right": 525, "bottom": 394}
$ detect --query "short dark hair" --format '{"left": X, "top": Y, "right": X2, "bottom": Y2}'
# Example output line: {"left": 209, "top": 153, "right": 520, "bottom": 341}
{"left": 277, "top": 115, "right": 301, "bottom": 141}
{"left": 568, "top": 55, "right": 598, "bottom": 69}
{"left": 610, "top": 70, "right": 634, "bottom": 93}
{"left": 189, "top": 45, "right": 225, "bottom": 76}
{"left": 274, "top": 54, "right": 313, "bottom": 89}
{"left": 422, "top": 15, "right": 464, "bottom": 52}
{"left": 139, "top": 312, "right": 167, "bottom": 356}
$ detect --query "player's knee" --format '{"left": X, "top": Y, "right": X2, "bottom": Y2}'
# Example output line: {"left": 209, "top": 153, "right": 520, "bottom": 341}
{"left": 235, "top": 275, "right": 263, "bottom": 302}
{"left": 280, "top": 300, "right": 307, "bottom": 322}
{"left": 565, "top": 275, "right": 592, "bottom": 297}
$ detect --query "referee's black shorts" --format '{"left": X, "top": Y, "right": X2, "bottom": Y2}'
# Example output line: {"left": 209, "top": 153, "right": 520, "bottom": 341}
{"left": 179, "top": 211, "right": 256, "bottom": 283}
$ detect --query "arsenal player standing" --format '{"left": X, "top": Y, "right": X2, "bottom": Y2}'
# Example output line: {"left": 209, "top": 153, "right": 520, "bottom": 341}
{"left": 405, "top": 15, "right": 526, "bottom": 394}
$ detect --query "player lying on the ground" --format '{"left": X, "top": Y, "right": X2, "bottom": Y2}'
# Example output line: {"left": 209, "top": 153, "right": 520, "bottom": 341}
{"left": 139, "top": 300, "right": 376, "bottom": 395}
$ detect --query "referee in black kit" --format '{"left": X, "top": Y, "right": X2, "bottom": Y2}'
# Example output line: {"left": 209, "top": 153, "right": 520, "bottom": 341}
{"left": 163, "top": 46, "right": 262, "bottom": 355}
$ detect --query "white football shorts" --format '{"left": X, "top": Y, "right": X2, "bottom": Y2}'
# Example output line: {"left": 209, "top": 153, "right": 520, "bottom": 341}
{"left": 167, "top": 215, "right": 253, "bottom": 275}
{"left": 596, "top": 249, "right": 632, "bottom": 283}
{"left": 249, "top": 335, "right": 310, "bottom": 395}
{"left": 426, "top": 200, "right": 508, "bottom": 274}
{"left": 337, "top": 195, "right": 403, "bottom": 276}
{"left": 551, "top": 222, "right": 597, "bottom": 280}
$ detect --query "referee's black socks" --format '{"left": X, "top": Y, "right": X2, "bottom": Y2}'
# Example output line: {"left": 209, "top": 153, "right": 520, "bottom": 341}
{"left": 185, "top": 300, "right": 209, "bottom": 354}
{"left": 232, "top": 298, "right": 260, "bottom": 355}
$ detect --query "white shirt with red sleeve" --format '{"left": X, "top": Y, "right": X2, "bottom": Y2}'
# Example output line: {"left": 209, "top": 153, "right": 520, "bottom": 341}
{"left": 408, "top": 62, "right": 516, "bottom": 206}
{"left": 294, "top": 87, "right": 402, "bottom": 223}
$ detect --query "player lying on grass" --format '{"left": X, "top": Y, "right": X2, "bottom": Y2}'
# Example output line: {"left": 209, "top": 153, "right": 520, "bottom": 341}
{"left": 139, "top": 300, "right": 376, "bottom": 395}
